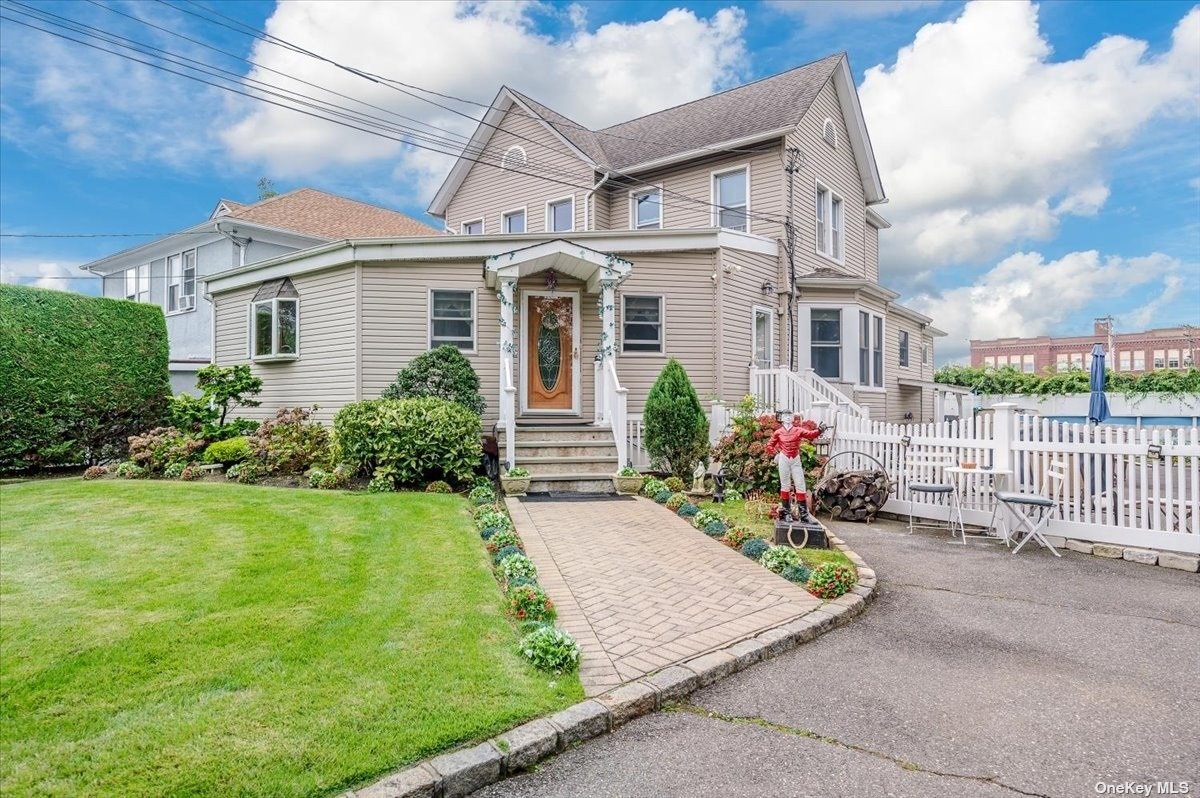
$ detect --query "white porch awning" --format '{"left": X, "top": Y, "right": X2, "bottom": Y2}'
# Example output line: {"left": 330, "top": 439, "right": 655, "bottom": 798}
{"left": 484, "top": 239, "right": 632, "bottom": 292}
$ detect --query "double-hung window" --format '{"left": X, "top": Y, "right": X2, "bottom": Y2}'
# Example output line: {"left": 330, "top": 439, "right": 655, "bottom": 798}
{"left": 1168, "top": 349, "right": 1181, "bottom": 368}
{"left": 815, "top": 183, "right": 844, "bottom": 261}
{"left": 858, "top": 311, "right": 871, "bottom": 384}
{"left": 1133, "top": 351, "right": 1146, "bottom": 370}
{"left": 622, "top": 295, "right": 663, "bottom": 353}
{"left": 1022, "top": 353, "right": 1035, "bottom": 373}
{"left": 430, "top": 289, "right": 475, "bottom": 351}
{"left": 811, "top": 308, "right": 841, "bottom": 379}
{"left": 1153, "top": 350, "right": 1165, "bottom": 369}
{"left": 250, "top": 278, "right": 299, "bottom": 360}
{"left": 125, "top": 264, "right": 149, "bottom": 302}
{"left": 922, "top": 343, "right": 929, "bottom": 365}
{"left": 502, "top": 209, "right": 525, "bottom": 234}
{"left": 547, "top": 197, "right": 574, "bottom": 232}
{"left": 985, "top": 356, "right": 996, "bottom": 367}
{"left": 713, "top": 167, "right": 748, "bottom": 232}
{"left": 872, "top": 316, "right": 883, "bottom": 386}
{"left": 461, "top": 219, "right": 483, "bottom": 235}
{"left": 899, "top": 330, "right": 910, "bottom": 367}
{"left": 752, "top": 307, "right": 772, "bottom": 367}
{"left": 632, "top": 188, "right": 662, "bottom": 229}
{"left": 167, "top": 250, "right": 196, "bottom": 312}
{"left": 1118, "top": 351, "right": 1130, "bottom": 371}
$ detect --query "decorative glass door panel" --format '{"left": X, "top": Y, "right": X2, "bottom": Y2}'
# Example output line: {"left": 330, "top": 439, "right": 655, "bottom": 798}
{"left": 526, "top": 295, "right": 574, "bottom": 410}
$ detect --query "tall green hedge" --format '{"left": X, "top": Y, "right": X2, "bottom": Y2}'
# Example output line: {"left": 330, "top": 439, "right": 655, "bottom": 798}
{"left": 0, "top": 284, "right": 171, "bottom": 470}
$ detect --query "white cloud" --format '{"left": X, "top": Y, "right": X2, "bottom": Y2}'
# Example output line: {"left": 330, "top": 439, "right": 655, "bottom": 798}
{"left": 861, "top": 1, "right": 1200, "bottom": 275}
{"left": 908, "top": 250, "right": 1182, "bottom": 360}
{"left": 767, "top": 1, "right": 944, "bottom": 26}
{"left": 223, "top": 1, "right": 748, "bottom": 195}
{"left": 1125, "top": 273, "right": 1188, "bottom": 329}
{"left": 0, "top": 257, "right": 95, "bottom": 293}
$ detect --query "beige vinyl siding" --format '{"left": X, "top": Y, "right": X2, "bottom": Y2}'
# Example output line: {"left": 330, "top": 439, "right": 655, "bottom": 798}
{"left": 445, "top": 105, "right": 593, "bottom": 235}
{"left": 864, "top": 222, "right": 880, "bottom": 284}
{"left": 602, "top": 145, "right": 785, "bottom": 240}
{"left": 788, "top": 79, "right": 869, "bottom": 279}
{"left": 614, "top": 250, "right": 718, "bottom": 414}
{"left": 881, "top": 311, "right": 938, "bottom": 423}
{"left": 211, "top": 266, "right": 358, "bottom": 424}
{"left": 359, "top": 262, "right": 501, "bottom": 426}
{"left": 719, "top": 246, "right": 783, "bottom": 399}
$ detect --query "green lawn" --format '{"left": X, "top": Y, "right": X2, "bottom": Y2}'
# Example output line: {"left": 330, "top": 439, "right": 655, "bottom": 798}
{"left": 0, "top": 480, "right": 581, "bottom": 798}
{"left": 699, "top": 498, "right": 856, "bottom": 572}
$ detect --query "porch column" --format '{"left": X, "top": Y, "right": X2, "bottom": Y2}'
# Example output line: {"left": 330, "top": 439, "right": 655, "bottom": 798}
{"left": 597, "top": 278, "right": 617, "bottom": 419}
{"left": 498, "top": 277, "right": 517, "bottom": 468}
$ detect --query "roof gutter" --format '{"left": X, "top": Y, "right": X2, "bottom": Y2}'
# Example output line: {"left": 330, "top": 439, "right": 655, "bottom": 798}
{"left": 214, "top": 221, "right": 252, "bottom": 268}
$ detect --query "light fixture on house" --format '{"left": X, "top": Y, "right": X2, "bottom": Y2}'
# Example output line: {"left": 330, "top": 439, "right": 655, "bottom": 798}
{"left": 545, "top": 269, "right": 558, "bottom": 290}
{"left": 761, "top": 280, "right": 775, "bottom": 296}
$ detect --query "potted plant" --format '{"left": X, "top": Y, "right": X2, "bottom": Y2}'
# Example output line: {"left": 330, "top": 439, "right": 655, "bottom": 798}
{"left": 501, "top": 466, "right": 531, "bottom": 496}
{"left": 613, "top": 465, "right": 644, "bottom": 495}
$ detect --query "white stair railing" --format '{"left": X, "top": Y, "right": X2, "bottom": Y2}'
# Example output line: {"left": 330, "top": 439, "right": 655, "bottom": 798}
{"left": 500, "top": 353, "right": 517, "bottom": 468}
{"left": 749, "top": 367, "right": 868, "bottom": 418}
{"left": 603, "top": 358, "right": 628, "bottom": 468}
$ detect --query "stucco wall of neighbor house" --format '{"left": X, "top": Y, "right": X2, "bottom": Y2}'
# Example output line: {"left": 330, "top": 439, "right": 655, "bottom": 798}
{"left": 444, "top": 104, "right": 594, "bottom": 236}
{"left": 212, "top": 265, "right": 358, "bottom": 424}
{"left": 601, "top": 143, "right": 786, "bottom": 241}
{"left": 719, "top": 245, "right": 784, "bottom": 400}
{"left": 787, "top": 79, "right": 870, "bottom": 281}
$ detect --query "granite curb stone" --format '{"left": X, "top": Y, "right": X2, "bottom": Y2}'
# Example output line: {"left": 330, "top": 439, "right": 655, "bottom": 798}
{"left": 548, "top": 699, "right": 610, "bottom": 748}
{"left": 680, "top": 650, "right": 739, "bottom": 687}
{"left": 494, "top": 719, "right": 559, "bottom": 773}
{"left": 427, "top": 743, "right": 503, "bottom": 798}
{"left": 595, "top": 683, "right": 656, "bottom": 727}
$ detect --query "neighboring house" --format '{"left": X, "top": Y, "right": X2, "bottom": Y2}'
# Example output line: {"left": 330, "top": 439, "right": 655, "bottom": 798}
{"left": 203, "top": 53, "right": 945, "bottom": 491}
{"left": 972, "top": 318, "right": 1198, "bottom": 374}
{"left": 79, "top": 188, "right": 436, "bottom": 392}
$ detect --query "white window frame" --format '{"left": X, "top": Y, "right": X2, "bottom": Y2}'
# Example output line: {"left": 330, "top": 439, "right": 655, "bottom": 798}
{"left": 1153, "top": 350, "right": 1165, "bottom": 369}
{"left": 166, "top": 250, "right": 197, "bottom": 314}
{"left": 872, "top": 315, "right": 884, "bottom": 387}
{"left": 1133, "top": 351, "right": 1146, "bottom": 370}
{"left": 460, "top": 218, "right": 484, "bottom": 235}
{"left": 814, "top": 179, "right": 845, "bottom": 264}
{"left": 810, "top": 307, "right": 842, "bottom": 380}
{"left": 711, "top": 164, "right": 750, "bottom": 233}
{"left": 620, "top": 294, "right": 665, "bottom": 355}
{"left": 428, "top": 288, "right": 477, "bottom": 353}
{"left": 985, "top": 356, "right": 996, "bottom": 367}
{"left": 752, "top": 305, "right": 774, "bottom": 368}
{"left": 545, "top": 195, "right": 575, "bottom": 233}
{"left": 629, "top": 186, "right": 663, "bottom": 230}
{"left": 248, "top": 297, "right": 300, "bottom": 361}
{"left": 1118, "top": 351, "right": 1130, "bottom": 371}
{"left": 1168, "top": 349, "right": 1181, "bottom": 368}
{"left": 500, "top": 207, "right": 526, "bottom": 234}
{"left": 899, "top": 329, "right": 910, "bottom": 368}
{"left": 1022, "top": 354, "right": 1035, "bottom": 373}
{"left": 125, "top": 264, "right": 150, "bottom": 303}
{"left": 922, "top": 342, "right": 929, "bottom": 366}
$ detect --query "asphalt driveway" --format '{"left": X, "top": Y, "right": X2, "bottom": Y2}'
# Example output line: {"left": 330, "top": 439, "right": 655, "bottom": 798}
{"left": 478, "top": 519, "right": 1199, "bottom": 798}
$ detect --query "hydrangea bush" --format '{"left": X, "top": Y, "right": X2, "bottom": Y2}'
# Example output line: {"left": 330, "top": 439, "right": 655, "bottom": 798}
{"left": 759, "top": 545, "right": 802, "bottom": 574}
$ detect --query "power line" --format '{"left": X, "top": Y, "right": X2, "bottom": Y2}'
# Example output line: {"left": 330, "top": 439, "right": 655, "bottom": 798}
{"left": 1, "top": 232, "right": 214, "bottom": 237}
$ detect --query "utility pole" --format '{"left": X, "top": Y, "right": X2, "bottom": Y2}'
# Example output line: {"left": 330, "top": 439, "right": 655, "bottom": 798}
{"left": 1183, "top": 324, "right": 1197, "bottom": 369}
{"left": 784, "top": 147, "right": 802, "bottom": 372}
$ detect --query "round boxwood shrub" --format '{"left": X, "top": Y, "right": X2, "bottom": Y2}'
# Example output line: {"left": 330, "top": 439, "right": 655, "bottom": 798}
{"left": 678, "top": 503, "right": 700, "bottom": 518}
{"left": 425, "top": 480, "right": 453, "bottom": 493}
{"left": 807, "top": 563, "right": 857, "bottom": 600}
{"left": 780, "top": 563, "right": 813, "bottom": 584}
{"left": 519, "top": 624, "right": 580, "bottom": 674}
{"left": 665, "top": 492, "right": 687, "bottom": 511}
{"left": 740, "top": 538, "right": 769, "bottom": 561}
{"left": 501, "top": 553, "right": 538, "bottom": 585}
{"left": 202, "top": 436, "right": 252, "bottom": 467}
{"left": 333, "top": 397, "right": 482, "bottom": 486}
{"left": 381, "top": 344, "right": 486, "bottom": 416}
{"left": 505, "top": 584, "right": 556, "bottom": 624}
{"left": 654, "top": 489, "right": 672, "bottom": 504}
{"left": 493, "top": 545, "right": 523, "bottom": 565}
{"left": 703, "top": 520, "right": 727, "bottom": 537}
{"left": 760, "top": 545, "right": 802, "bottom": 574}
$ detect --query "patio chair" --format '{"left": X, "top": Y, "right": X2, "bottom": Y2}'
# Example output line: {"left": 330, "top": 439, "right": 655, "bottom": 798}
{"left": 905, "top": 453, "right": 965, "bottom": 543}
{"left": 990, "top": 464, "right": 1065, "bottom": 557}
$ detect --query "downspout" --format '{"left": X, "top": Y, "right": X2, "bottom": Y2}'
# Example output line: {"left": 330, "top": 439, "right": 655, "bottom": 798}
{"left": 214, "top": 222, "right": 251, "bottom": 267}
{"left": 585, "top": 171, "right": 612, "bottom": 231}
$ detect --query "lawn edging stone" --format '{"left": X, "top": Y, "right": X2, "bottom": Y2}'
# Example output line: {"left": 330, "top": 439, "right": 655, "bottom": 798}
{"left": 347, "top": 531, "right": 877, "bottom": 798}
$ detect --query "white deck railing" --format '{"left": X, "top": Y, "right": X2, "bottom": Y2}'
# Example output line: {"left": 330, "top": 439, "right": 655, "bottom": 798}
{"left": 828, "top": 404, "right": 1199, "bottom": 554}
{"left": 597, "top": 358, "right": 628, "bottom": 468}
{"left": 749, "top": 367, "right": 867, "bottom": 418}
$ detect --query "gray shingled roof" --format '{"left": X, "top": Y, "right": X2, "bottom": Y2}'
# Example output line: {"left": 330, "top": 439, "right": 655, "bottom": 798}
{"left": 509, "top": 53, "right": 843, "bottom": 173}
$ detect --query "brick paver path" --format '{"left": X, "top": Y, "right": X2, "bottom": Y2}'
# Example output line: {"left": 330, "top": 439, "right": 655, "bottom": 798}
{"left": 507, "top": 496, "right": 822, "bottom": 695}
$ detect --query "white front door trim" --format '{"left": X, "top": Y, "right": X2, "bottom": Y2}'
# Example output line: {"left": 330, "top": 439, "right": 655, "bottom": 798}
{"left": 519, "top": 289, "right": 581, "bottom": 416}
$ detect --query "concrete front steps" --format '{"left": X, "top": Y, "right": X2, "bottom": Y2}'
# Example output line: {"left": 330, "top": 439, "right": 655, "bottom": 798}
{"left": 506, "top": 422, "right": 620, "bottom": 495}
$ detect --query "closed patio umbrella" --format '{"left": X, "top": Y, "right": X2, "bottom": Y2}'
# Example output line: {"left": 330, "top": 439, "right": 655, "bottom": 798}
{"left": 1087, "top": 343, "right": 1110, "bottom": 424}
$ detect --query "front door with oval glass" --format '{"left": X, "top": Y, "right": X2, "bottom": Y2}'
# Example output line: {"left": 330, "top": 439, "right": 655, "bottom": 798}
{"left": 525, "top": 293, "right": 577, "bottom": 411}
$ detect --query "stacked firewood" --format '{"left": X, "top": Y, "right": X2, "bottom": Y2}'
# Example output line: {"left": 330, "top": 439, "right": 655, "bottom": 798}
{"left": 814, "top": 470, "right": 891, "bottom": 522}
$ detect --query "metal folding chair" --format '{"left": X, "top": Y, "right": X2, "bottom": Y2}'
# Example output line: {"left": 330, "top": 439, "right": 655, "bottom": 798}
{"left": 991, "top": 465, "right": 1065, "bottom": 556}
{"left": 906, "top": 453, "right": 965, "bottom": 543}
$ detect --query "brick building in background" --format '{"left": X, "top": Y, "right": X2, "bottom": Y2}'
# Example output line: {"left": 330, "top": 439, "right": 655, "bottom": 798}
{"left": 970, "top": 319, "right": 1198, "bottom": 374}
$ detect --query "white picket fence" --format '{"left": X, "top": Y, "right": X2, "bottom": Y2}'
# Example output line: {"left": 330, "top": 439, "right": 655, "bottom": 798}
{"left": 823, "top": 403, "right": 1200, "bottom": 554}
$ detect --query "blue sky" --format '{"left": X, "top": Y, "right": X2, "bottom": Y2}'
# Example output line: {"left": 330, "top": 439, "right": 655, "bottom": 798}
{"left": 2, "top": 0, "right": 1197, "bottom": 362}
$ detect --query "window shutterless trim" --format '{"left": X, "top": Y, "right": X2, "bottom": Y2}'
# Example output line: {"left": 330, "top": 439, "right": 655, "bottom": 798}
{"left": 752, "top": 304, "right": 774, "bottom": 367}
{"left": 620, "top": 294, "right": 665, "bottom": 355}
{"left": 629, "top": 185, "right": 663, "bottom": 230}
{"left": 248, "top": 296, "right": 300, "bottom": 361}
{"left": 500, "top": 206, "right": 527, "bottom": 234}
{"left": 545, "top": 195, "right": 575, "bottom": 233}
{"left": 460, "top": 218, "right": 485, "bottom": 235}
{"left": 813, "top": 178, "right": 846, "bottom": 266}
{"left": 428, "top": 287, "right": 477, "bottom": 353}
{"left": 710, "top": 163, "right": 751, "bottom": 233}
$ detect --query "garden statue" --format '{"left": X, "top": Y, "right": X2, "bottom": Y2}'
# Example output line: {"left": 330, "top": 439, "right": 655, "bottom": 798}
{"left": 692, "top": 460, "right": 707, "bottom": 494}
{"left": 766, "top": 410, "right": 821, "bottom": 522}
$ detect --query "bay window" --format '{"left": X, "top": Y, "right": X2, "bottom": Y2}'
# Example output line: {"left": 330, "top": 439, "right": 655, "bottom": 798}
{"left": 250, "top": 278, "right": 300, "bottom": 360}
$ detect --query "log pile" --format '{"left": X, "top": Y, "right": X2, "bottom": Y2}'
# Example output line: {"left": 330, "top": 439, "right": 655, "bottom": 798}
{"left": 815, "top": 470, "right": 890, "bottom": 522}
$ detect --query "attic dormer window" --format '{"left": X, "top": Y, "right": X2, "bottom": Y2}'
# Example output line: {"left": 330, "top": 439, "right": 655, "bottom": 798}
{"left": 249, "top": 278, "right": 300, "bottom": 361}
{"left": 822, "top": 118, "right": 837, "bottom": 148}
{"left": 501, "top": 145, "right": 527, "bottom": 170}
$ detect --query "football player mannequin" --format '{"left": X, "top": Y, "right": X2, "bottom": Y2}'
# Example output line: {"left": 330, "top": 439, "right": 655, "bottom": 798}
{"left": 765, "top": 411, "right": 821, "bottom": 521}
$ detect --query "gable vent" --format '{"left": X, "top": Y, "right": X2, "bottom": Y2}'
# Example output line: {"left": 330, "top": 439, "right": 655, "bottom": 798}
{"left": 822, "top": 118, "right": 837, "bottom": 149}
{"left": 501, "top": 145, "right": 528, "bottom": 170}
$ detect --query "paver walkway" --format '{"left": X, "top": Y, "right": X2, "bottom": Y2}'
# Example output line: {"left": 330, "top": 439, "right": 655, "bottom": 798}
{"left": 507, "top": 496, "right": 821, "bottom": 695}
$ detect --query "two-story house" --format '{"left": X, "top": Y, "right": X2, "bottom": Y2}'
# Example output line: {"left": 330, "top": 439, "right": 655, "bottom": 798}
{"left": 203, "top": 53, "right": 944, "bottom": 492}
{"left": 79, "top": 188, "right": 436, "bottom": 391}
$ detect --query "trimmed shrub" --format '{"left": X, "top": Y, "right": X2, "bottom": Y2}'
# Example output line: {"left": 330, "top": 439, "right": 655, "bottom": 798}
{"left": 381, "top": 344, "right": 486, "bottom": 416}
{"left": 678, "top": 502, "right": 700, "bottom": 518}
{"left": 641, "top": 478, "right": 666, "bottom": 498}
{"left": 505, "top": 584, "right": 556, "bottom": 624}
{"left": 333, "top": 397, "right": 482, "bottom": 486}
{"left": 0, "top": 284, "right": 170, "bottom": 471}
{"left": 250, "top": 407, "right": 329, "bottom": 474}
{"left": 780, "top": 563, "right": 813, "bottom": 584}
{"left": 501, "top": 554, "right": 538, "bottom": 585}
{"left": 703, "top": 520, "right": 727, "bottom": 537}
{"left": 643, "top": 359, "right": 709, "bottom": 480}
{"left": 203, "top": 436, "right": 252, "bottom": 467}
{"left": 665, "top": 492, "right": 687, "bottom": 511}
{"left": 519, "top": 625, "right": 581, "bottom": 673}
{"left": 425, "top": 480, "right": 453, "bottom": 493}
{"left": 760, "top": 545, "right": 802, "bottom": 574}
{"left": 128, "top": 427, "right": 205, "bottom": 474}
{"left": 82, "top": 465, "right": 107, "bottom": 480}
{"left": 468, "top": 485, "right": 496, "bottom": 505}
{"left": 492, "top": 545, "right": 523, "bottom": 565}
{"left": 487, "top": 529, "right": 522, "bottom": 552}
{"left": 807, "top": 563, "right": 857, "bottom": 600}
{"left": 654, "top": 489, "right": 672, "bottom": 504}
{"left": 114, "top": 461, "right": 146, "bottom": 479}
{"left": 663, "top": 476, "right": 685, "bottom": 493}
{"left": 721, "top": 526, "right": 755, "bottom": 549}
{"left": 740, "top": 538, "right": 769, "bottom": 560}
